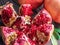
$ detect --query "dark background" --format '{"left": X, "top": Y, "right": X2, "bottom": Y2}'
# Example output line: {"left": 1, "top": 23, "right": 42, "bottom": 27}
{"left": 0, "top": 0, "right": 60, "bottom": 45}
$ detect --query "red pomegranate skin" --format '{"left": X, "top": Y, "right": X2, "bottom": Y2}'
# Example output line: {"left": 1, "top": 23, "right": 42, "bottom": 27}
{"left": 13, "top": 32, "right": 35, "bottom": 45}
{"left": 18, "top": 0, "right": 43, "bottom": 9}
{"left": 20, "top": 4, "right": 33, "bottom": 16}
{"left": 1, "top": 3, "right": 17, "bottom": 27}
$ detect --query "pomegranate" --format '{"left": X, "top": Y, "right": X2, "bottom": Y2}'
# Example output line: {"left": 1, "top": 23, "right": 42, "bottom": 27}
{"left": 44, "top": 0, "right": 60, "bottom": 23}
{"left": 1, "top": 3, "right": 17, "bottom": 27}
{"left": 13, "top": 32, "right": 35, "bottom": 45}
{"left": 1, "top": 27, "right": 17, "bottom": 45}
{"left": 0, "top": 3, "right": 54, "bottom": 45}
{"left": 19, "top": 4, "right": 33, "bottom": 16}
{"left": 18, "top": 0, "right": 43, "bottom": 9}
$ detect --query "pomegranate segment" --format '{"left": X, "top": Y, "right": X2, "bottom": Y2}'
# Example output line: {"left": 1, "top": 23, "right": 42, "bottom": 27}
{"left": 36, "top": 24, "right": 54, "bottom": 45}
{"left": 20, "top": 4, "right": 33, "bottom": 16}
{"left": 1, "top": 27, "right": 17, "bottom": 45}
{"left": 1, "top": 3, "right": 17, "bottom": 27}
{"left": 13, "top": 32, "right": 35, "bottom": 45}
{"left": 33, "top": 9, "right": 52, "bottom": 26}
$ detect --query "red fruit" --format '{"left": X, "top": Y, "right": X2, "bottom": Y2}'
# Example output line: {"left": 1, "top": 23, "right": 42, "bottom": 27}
{"left": 18, "top": 0, "right": 43, "bottom": 9}
{"left": 20, "top": 4, "right": 33, "bottom": 16}
{"left": 33, "top": 9, "right": 52, "bottom": 26}
{"left": 13, "top": 32, "right": 35, "bottom": 45}
{"left": 1, "top": 3, "right": 17, "bottom": 27}
{"left": 1, "top": 27, "right": 17, "bottom": 45}
{"left": 44, "top": 0, "right": 60, "bottom": 23}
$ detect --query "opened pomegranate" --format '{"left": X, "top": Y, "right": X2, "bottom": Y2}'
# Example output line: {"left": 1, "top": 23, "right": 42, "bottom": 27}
{"left": 1, "top": 3, "right": 17, "bottom": 27}
{"left": 1, "top": 27, "right": 17, "bottom": 45}
{"left": 0, "top": 3, "right": 54, "bottom": 45}
{"left": 18, "top": 0, "right": 43, "bottom": 9}
{"left": 12, "top": 7, "right": 54, "bottom": 45}
{"left": 44, "top": 0, "right": 60, "bottom": 23}
{"left": 13, "top": 32, "right": 35, "bottom": 45}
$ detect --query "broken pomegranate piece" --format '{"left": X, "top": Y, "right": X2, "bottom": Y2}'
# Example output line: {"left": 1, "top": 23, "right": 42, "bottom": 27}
{"left": 1, "top": 27, "right": 17, "bottom": 45}
{"left": 27, "top": 9, "right": 54, "bottom": 45}
{"left": 1, "top": 3, "right": 17, "bottom": 27}
{"left": 19, "top": 4, "right": 33, "bottom": 16}
{"left": 36, "top": 24, "right": 54, "bottom": 45}
{"left": 33, "top": 9, "right": 52, "bottom": 26}
{"left": 13, "top": 32, "right": 35, "bottom": 45}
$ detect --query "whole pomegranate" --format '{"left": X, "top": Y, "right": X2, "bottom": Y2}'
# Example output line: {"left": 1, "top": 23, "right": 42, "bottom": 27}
{"left": 44, "top": 0, "right": 60, "bottom": 23}
{"left": 18, "top": 0, "right": 43, "bottom": 9}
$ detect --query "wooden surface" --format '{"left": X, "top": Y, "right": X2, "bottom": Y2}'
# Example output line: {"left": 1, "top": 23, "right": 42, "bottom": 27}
{"left": 0, "top": 0, "right": 60, "bottom": 45}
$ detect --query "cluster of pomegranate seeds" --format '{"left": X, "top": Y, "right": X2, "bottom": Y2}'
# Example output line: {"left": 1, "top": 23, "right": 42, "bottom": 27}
{"left": 1, "top": 3, "right": 17, "bottom": 27}
{"left": 33, "top": 11, "right": 52, "bottom": 26}
{"left": 0, "top": 3, "right": 54, "bottom": 45}
{"left": 20, "top": 4, "right": 33, "bottom": 16}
